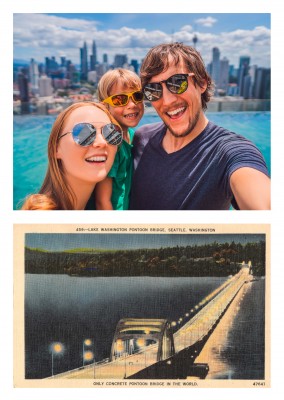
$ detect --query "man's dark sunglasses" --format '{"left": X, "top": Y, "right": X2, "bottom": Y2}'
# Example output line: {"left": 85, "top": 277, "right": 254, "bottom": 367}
{"left": 58, "top": 122, "right": 123, "bottom": 146}
{"left": 143, "top": 73, "right": 195, "bottom": 102}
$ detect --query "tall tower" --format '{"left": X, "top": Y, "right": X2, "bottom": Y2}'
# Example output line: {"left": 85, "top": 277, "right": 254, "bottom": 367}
{"left": 18, "top": 70, "right": 30, "bottom": 114}
{"left": 192, "top": 34, "right": 198, "bottom": 48}
{"left": 219, "top": 57, "right": 229, "bottom": 91}
{"left": 238, "top": 56, "right": 250, "bottom": 96}
{"left": 90, "top": 40, "right": 97, "bottom": 71}
{"left": 114, "top": 54, "right": 128, "bottom": 68}
{"left": 38, "top": 75, "right": 53, "bottom": 97}
{"left": 211, "top": 47, "right": 221, "bottom": 92}
{"left": 80, "top": 41, "right": 88, "bottom": 81}
{"left": 29, "top": 58, "right": 39, "bottom": 93}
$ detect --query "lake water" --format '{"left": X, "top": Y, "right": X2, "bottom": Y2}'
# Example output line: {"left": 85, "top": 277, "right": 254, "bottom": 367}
{"left": 14, "top": 111, "right": 270, "bottom": 209}
{"left": 24, "top": 274, "right": 265, "bottom": 380}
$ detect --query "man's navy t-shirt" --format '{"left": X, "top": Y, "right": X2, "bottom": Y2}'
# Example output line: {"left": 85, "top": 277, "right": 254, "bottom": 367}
{"left": 129, "top": 121, "right": 268, "bottom": 210}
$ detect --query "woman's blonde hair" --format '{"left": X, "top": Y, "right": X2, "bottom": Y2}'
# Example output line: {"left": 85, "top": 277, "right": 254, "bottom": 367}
{"left": 97, "top": 68, "right": 141, "bottom": 101}
{"left": 21, "top": 102, "right": 119, "bottom": 210}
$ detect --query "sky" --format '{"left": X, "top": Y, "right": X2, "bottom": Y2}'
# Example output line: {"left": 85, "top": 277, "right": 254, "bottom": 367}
{"left": 13, "top": 13, "right": 270, "bottom": 68}
{"left": 25, "top": 233, "right": 265, "bottom": 252}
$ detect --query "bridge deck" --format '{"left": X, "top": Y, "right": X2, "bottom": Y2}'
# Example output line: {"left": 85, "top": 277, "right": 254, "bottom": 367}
{"left": 49, "top": 267, "right": 250, "bottom": 380}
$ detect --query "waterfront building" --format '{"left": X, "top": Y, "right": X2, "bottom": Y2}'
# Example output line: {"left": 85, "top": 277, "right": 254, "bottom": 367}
{"left": 103, "top": 53, "right": 108, "bottom": 63}
{"left": 114, "top": 54, "right": 128, "bottom": 68}
{"left": 90, "top": 40, "right": 97, "bottom": 71}
{"left": 38, "top": 75, "right": 53, "bottom": 97}
{"left": 38, "top": 63, "right": 45, "bottom": 75}
{"left": 45, "top": 56, "right": 59, "bottom": 76}
{"left": 238, "top": 56, "right": 250, "bottom": 97}
{"left": 29, "top": 58, "right": 39, "bottom": 94}
{"left": 254, "top": 68, "right": 271, "bottom": 99}
{"left": 18, "top": 71, "right": 30, "bottom": 102}
{"left": 95, "top": 63, "right": 109, "bottom": 81}
{"left": 211, "top": 47, "right": 221, "bottom": 92}
{"left": 219, "top": 58, "right": 229, "bottom": 91}
{"left": 227, "top": 83, "right": 239, "bottom": 96}
{"left": 53, "top": 78, "right": 70, "bottom": 90}
{"left": 18, "top": 70, "right": 30, "bottom": 113}
{"left": 80, "top": 41, "right": 88, "bottom": 81}
{"left": 61, "top": 56, "right": 67, "bottom": 67}
{"left": 130, "top": 59, "right": 139, "bottom": 74}
{"left": 243, "top": 75, "right": 252, "bottom": 99}
{"left": 88, "top": 70, "right": 97, "bottom": 84}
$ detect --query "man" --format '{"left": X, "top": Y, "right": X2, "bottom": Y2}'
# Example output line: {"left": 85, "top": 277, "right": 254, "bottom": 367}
{"left": 129, "top": 43, "right": 270, "bottom": 210}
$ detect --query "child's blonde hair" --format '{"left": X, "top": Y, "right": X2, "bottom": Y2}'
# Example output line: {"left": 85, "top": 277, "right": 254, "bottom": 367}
{"left": 98, "top": 68, "right": 141, "bottom": 101}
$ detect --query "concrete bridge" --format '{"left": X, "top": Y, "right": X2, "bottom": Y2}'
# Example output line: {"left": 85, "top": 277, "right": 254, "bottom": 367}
{"left": 48, "top": 265, "right": 251, "bottom": 380}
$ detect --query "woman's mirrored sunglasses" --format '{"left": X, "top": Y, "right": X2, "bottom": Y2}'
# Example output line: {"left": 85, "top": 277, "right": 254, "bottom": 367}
{"left": 143, "top": 73, "right": 195, "bottom": 102}
{"left": 58, "top": 122, "right": 123, "bottom": 146}
{"left": 103, "top": 90, "right": 144, "bottom": 107}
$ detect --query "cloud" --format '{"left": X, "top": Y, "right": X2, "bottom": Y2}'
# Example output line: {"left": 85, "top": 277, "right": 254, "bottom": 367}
{"left": 13, "top": 14, "right": 270, "bottom": 68}
{"left": 180, "top": 25, "right": 193, "bottom": 32}
{"left": 195, "top": 17, "right": 217, "bottom": 28}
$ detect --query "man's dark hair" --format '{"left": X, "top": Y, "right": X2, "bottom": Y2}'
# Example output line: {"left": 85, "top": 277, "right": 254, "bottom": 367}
{"left": 140, "top": 42, "right": 214, "bottom": 110}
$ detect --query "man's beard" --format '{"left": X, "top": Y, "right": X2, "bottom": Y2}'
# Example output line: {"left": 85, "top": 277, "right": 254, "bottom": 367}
{"left": 166, "top": 108, "right": 201, "bottom": 138}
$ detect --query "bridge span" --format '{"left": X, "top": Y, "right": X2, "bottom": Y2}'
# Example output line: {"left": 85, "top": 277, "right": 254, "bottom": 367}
{"left": 48, "top": 265, "right": 251, "bottom": 380}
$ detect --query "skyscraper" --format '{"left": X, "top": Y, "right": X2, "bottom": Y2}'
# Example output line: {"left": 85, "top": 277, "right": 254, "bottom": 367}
{"left": 18, "top": 71, "right": 29, "bottom": 102}
{"left": 211, "top": 47, "right": 220, "bottom": 93}
{"left": 114, "top": 54, "right": 128, "bottom": 68}
{"left": 18, "top": 70, "right": 30, "bottom": 114}
{"left": 254, "top": 68, "right": 271, "bottom": 99}
{"left": 45, "top": 56, "right": 59, "bottom": 76}
{"left": 80, "top": 41, "right": 88, "bottom": 81}
{"left": 38, "top": 75, "right": 53, "bottom": 97}
{"left": 90, "top": 40, "right": 97, "bottom": 71}
{"left": 96, "top": 63, "right": 109, "bottom": 81}
{"left": 239, "top": 56, "right": 250, "bottom": 70}
{"left": 219, "top": 58, "right": 229, "bottom": 91}
{"left": 238, "top": 56, "right": 250, "bottom": 96}
{"left": 29, "top": 58, "right": 39, "bottom": 93}
{"left": 192, "top": 34, "right": 198, "bottom": 48}
{"left": 243, "top": 74, "right": 252, "bottom": 99}
{"left": 130, "top": 59, "right": 139, "bottom": 73}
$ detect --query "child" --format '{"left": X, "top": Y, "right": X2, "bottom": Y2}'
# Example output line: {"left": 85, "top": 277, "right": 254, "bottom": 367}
{"left": 95, "top": 68, "right": 144, "bottom": 210}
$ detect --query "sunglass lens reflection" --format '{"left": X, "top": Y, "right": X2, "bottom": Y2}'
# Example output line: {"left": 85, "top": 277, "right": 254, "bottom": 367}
{"left": 112, "top": 95, "right": 128, "bottom": 106}
{"left": 72, "top": 123, "right": 95, "bottom": 146}
{"left": 144, "top": 84, "right": 163, "bottom": 101}
{"left": 102, "top": 124, "right": 123, "bottom": 145}
{"left": 72, "top": 123, "right": 122, "bottom": 146}
{"left": 167, "top": 75, "right": 188, "bottom": 94}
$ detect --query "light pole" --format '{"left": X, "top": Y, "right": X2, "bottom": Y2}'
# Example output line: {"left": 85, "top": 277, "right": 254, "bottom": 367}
{"left": 83, "top": 338, "right": 93, "bottom": 367}
{"left": 50, "top": 342, "right": 64, "bottom": 377}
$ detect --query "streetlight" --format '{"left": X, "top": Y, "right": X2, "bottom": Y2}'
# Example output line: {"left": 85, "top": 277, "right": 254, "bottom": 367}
{"left": 50, "top": 342, "right": 64, "bottom": 377}
{"left": 83, "top": 338, "right": 94, "bottom": 367}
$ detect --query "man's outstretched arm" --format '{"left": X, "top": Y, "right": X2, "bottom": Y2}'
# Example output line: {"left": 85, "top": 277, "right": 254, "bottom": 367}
{"left": 230, "top": 167, "right": 271, "bottom": 210}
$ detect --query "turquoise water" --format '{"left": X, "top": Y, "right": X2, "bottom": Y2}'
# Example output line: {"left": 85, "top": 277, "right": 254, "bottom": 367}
{"left": 14, "top": 112, "right": 270, "bottom": 210}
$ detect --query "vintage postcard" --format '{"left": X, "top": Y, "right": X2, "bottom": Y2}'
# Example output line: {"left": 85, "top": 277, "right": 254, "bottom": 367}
{"left": 14, "top": 224, "right": 270, "bottom": 388}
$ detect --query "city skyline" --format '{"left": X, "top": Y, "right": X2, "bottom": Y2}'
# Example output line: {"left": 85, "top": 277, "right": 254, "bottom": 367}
{"left": 14, "top": 13, "right": 270, "bottom": 68}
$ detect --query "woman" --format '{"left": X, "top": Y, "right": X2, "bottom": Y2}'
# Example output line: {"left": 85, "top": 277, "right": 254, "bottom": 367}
{"left": 21, "top": 102, "right": 122, "bottom": 210}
